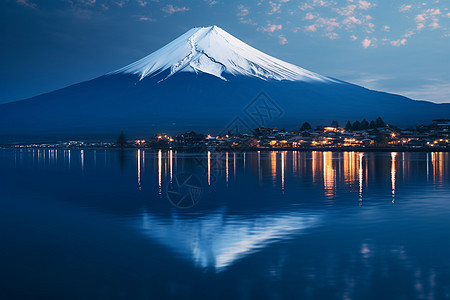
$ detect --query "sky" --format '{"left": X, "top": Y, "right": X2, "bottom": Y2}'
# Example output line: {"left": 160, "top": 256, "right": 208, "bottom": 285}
{"left": 1, "top": 0, "right": 450, "bottom": 104}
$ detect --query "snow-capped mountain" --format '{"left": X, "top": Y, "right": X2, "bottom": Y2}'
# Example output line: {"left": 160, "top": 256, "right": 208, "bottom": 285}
{"left": 0, "top": 25, "right": 449, "bottom": 140}
{"left": 113, "top": 25, "right": 335, "bottom": 83}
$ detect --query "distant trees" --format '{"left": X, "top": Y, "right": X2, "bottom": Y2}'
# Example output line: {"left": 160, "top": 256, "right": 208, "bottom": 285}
{"left": 298, "top": 117, "right": 387, "bottom": 132}
{"left": 300, "top": 122, "right": 312, "bottom": 131}
{"left": 345, "top": 117, "right": 386, "bottom": 131}
{"left": 352, "top": 121, "right": 361, "bottom": 131}
{"left": 116, "top": 131, "right": 127, "bottom": 148}
{"left": 376, "top": 117, "right": 386, "bottom": 128}
{"left": 345, "top": 121, "right": 352, "bottom": 131}
{"left": 331, "top": 120, "right": 339, "bottom": 128}
{"left": 361, "top": 119, "right": 369, "bottom": 130}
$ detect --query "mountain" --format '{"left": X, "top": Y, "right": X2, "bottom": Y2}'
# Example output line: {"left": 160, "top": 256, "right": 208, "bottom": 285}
{"left": 112, "top": 25, "right": 334, "bottom": 83}
{"left": 0, "top": 25, "right": 449, "bottom": 141}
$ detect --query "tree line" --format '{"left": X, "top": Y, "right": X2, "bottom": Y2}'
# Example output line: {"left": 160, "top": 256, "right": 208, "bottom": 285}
{"left": 300, "top": 117, "right": 386, "bottom": 131}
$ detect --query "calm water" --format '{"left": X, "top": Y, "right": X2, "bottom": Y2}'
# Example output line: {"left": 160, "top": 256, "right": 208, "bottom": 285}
{"left": 1, "top": 149, "right": 450, "bottom": 299}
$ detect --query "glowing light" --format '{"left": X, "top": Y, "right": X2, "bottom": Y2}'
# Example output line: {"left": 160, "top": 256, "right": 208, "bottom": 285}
{"left": 226, "top": 152, "right": 229, "bottom": 184}
{"left": 207, "top": 151, "right": 211, "bottom": 186}
{"left": 359, "top": 153, "right": 364, "bottom": 203}
{"left": 137, "top": 149, "right": 141, "bottom": 190}
{"left": 169, "top": 150, "right": 173, "bottom": 183}
{"left": 391, "top": 152, "right": 397, "bottom": 204}
{"left": 81, "top": 150, "right": 84, "bottom": 171}
{"left": 158, "top": 149, "right": 162, "bottom": 195}
{"left": 258, "top": 151, "right": 262, "bottom": 185}
{"left": 281, "top": 152, "right": 285, "bottom": 193}
{"left": 271, "top": 151, "right": 277, "bottom": 185}
{"left": 323, "top": 152, "right": 336, "bottom": 199}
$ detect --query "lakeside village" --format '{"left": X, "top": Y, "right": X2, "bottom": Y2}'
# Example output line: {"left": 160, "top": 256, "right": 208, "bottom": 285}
{"left": 8, "top": 118, "right": 450, "bottom": 151}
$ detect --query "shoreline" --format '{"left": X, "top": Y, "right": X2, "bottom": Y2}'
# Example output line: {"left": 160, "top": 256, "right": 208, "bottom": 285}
{"left": 1, "top": 146, "right": 449, "bottom": 153}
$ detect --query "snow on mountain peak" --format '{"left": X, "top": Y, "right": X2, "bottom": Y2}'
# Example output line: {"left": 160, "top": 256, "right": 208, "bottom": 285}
{"left": 113, "top": 25, "right": 336, "bottom": 83}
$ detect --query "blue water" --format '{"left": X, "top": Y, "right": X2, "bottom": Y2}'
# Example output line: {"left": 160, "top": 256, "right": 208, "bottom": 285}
{"left": 1, "top": 149, "right": 450, "bottom": 299}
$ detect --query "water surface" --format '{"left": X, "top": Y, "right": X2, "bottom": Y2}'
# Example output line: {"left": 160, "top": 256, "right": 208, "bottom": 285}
{"left": 1, "top": 149, "right": 450, "bottom": 299}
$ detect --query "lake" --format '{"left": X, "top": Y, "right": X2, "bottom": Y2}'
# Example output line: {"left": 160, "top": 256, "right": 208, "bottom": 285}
{"left": 1, "top": 149, "right": 450, "bottom": 299}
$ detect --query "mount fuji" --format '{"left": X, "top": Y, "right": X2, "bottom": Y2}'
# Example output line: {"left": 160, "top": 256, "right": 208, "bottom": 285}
{"left": 0, "top": 25, "right": 449, "bottom": 140}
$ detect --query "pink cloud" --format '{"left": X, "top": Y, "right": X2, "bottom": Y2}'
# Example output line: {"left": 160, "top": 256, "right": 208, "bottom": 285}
{"left": 304, "top": 12, "right": 315, "bottom": 20}
{"left": 326, "top": 32, "right": 339, "bottom": 39}
{"left": 267, "top": 1, "right": 281, "bottom": 14}
{"left": 343, "top": 16, "right": 362, "bottom": 25}
{"left": 390, "top": 39, "right": 407, "bottom": 47}
{"left": 278, "top": 35, "right": 288, "bottom": 44}
{"left": 305, "top": 25, "right": 317, "bottom": 32}
{"left": 259, "top": 24, "right": 282, "bottom": 32}
{"left": 358, "top": 0, "right": 374, "bottom": 10}
{"left": 237, "top": 4, "right": 249, "bottom": 17}
{"left": 162, "top": 4, "right": 190, "bottom": 15}
{"left": 400, "top": 4, "right": 412, "bottom": 12}
{"left": 362, "top": 37, "right": 372, "bottom": 48}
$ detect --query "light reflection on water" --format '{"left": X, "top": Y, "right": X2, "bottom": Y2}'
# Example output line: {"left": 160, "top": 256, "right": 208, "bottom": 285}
{"left": 1, "top": 149, "right": 450, "bottom": 299}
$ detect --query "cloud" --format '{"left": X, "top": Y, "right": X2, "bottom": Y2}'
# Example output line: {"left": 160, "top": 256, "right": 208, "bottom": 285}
{"left": 315, "top": 17, "right": 340, "bottom": 31}
{"left": 240, "top": 18, "right": 257, "bottom": 25}
{"left": 390, "top": 38, "right": 407, "bottom": 46}
{"left": 399, "top": 4, "right": 412, "bottom": 12}
{"left": 137, "top": 0, "right": 147, "bottom": 7}
{"left": 343, "top": 16, "right": 362, "bottom": 25}
{"left": 162, "top": 4, "right": 190, "bottom": 15}
{"left": 305, "top": 25, "right": 317, "bottom": 32}
{"left": 267, "top": 1, "right": 282, "bottom": 15}
{"left": 278, "top": 35, "right": 288, "bottom": 44}
{"left": 205, "top": 0, "right": 217, "bottom": 6}
{"left": 395, "top": 81, "right": 450, "bottom": 103}
{"left": 114, "top": 1, "right": 126, "bottom": 8}
{"left": 358, "top": 0, "right": 374, "bottom": 10}
{"left": 241, "top": 0, "right": 449, "bottom": 49}
{"left": 304, "top": 12, "right": 315, "bottom": 20}
{"left": 299, "top": 3, "right": 313, "bottom": 10}
{"left": 16, "top": 0, "right": 37, "bottom": 8}
{"left": 326, "top": 32, "right": 339, "bottom": 39}
{"left": 403, "top": 31, "right": 415, "bottom": 38}
{"left": 259, "top": 24, "right": 282, "bottom": 32}
{"left": 136, "top": 16, "right": 154, "bottom": 22}
{"left": 414, "top": 8, "right": 443, "bottom": 30}
{"left": 74, "top": 0, "right": 96, "bottom": 7}
{"left": 362, "top": 37, "right": 372, "bottom": 48}
{"left": 237, "top": 4, "right": 249, "bottom": 17}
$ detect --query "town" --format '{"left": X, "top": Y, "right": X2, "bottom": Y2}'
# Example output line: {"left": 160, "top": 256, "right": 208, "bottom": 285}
{"left": 7, "top": 118, "right": 450, "bottom": 151}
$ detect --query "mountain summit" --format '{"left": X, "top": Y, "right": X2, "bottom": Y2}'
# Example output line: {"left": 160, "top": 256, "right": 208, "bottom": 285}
{"left": 0, "top": 26, "right": 449, "bottom": 140}
{"left": 113, "top": 25, "right": 335, "bottom": 83}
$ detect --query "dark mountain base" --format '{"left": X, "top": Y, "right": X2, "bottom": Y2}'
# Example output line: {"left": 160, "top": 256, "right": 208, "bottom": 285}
{"left": 0, "top": 72, "right": 449, "bottom": 142}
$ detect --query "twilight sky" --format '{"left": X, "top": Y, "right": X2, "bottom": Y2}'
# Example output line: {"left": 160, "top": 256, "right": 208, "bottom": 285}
{"left": 1, "top": 0, "right": 450, "bottom": 104}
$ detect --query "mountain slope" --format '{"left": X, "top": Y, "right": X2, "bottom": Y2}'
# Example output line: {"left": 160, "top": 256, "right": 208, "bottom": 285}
{"left": 0, "top": 26, "right": 449, "bottom": 141}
